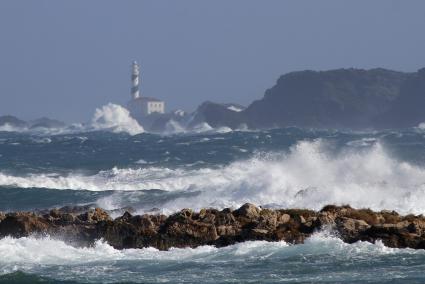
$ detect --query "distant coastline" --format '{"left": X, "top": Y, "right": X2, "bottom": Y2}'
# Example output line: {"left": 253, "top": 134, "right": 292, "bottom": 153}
{"left": 3, "top": 67, "right": 425, "bottom": 134}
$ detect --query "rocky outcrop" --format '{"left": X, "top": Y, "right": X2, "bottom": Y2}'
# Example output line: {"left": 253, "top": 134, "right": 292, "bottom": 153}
{"left": 29, "top": 117, "right": 66, "bottom": 129}
{"left": 243, "top": 68, "right": 410, "bottom": 130}
{"left": 0, "top": 115, "right": 27, "bottom": 128}
{"left": 0, "top": 115, "right": 66, "bottom": 130}
{"left": 186, "top": 101, "right": 246, "bottom": 130}
{"left": 1, "top": 204, "right": 425, "bottom": 250}
{"left": 171, "top": 68, "right": 425, "bottom": 130}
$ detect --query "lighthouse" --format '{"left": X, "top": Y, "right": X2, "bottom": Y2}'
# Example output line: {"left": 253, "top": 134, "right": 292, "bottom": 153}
{"left": 131, "top": 61, "right": 140, "bottom": 99}
{"left": 127, "top": 60, "right": 165, "bottom": 118}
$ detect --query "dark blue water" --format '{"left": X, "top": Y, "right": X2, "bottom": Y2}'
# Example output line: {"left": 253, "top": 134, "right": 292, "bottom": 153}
{"left": 1, "top": 127, "right": 425, "bottom": 283}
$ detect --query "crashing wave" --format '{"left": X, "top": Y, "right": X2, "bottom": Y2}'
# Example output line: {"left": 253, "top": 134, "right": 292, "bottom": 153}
{"left": 163, "top": 120, "right": 233, "bottom": 135}
{"left": 0, "top": 123, "right": 26, "bottom": 132}
{"left": 2, "top": 140, "right": 425, "bottom": 214}
{"left": 0, "top": 103, "right": 236, "bottom": 136}
{"left": 0, "top": 231, "right": 419, "bottom": 283}
{"left": 0, "top": 103, "right": 145, "bottom": 136}
{"left": 91, "top": 103, "right": 144, "bottom": 135}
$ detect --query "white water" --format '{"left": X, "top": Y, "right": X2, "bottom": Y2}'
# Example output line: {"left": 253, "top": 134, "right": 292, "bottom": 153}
{"left": 0, "top": 103, "right": 145, "bottom": 136}
{"left": 91, "top": 103, "right": 144, "bottom": 135}
{"left": 0, "top": 123, "right": 26, "bottom": 132}
{"left": 164, "top": 120, "right": 233, "bottom": 135}
{"left": 0, "top": 231, "right": 417, "bottom": 275}
{"left": 227, "top": 105, "right": 243, "bottom": 112}
{"left": 0, "top": 102, "right": 241, "bottom": 137}
{"left": 0, "top": 122, "right": 86, "bottom": 136}
{"left": 2, "top": 140, "right": 425, "bottom": 214}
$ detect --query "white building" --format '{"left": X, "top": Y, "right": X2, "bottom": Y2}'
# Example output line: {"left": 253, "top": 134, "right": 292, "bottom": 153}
{"left": 128, "top": 96, "right": 165, "bottom": 116}
{"left": 128, "top": 61, "right": 165, "bottom": 116}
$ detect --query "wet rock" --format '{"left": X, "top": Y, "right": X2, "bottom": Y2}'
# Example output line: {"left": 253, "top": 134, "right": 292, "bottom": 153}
{"left": 78, "top": 208, "right": 111, "bottom": 223}
{"left": 258, "top": 209, "right": 278, "bottom": 229}
{"left": 107, "top": 206, "right": 136, "bottom": 216}
{"left": 278, "top": 213, "right": 290, "bottom": 224}
{"left": 57, "top": 205, "right": 93, "bottom": 215}
{"left": 0, "top": 213, "right": 50, "bottom": 237}
{"left": 336, "top": 217, "right": 371, "bottom": 242}
{"left": 198, "top": 208, "right": 219, "bottom": 224}
{"left": 407, "top": 219, "right": 425, "bottom": 235}
{"left": 233, "top": 203, "right": 260, "bottom": 219}
{"left": 2, "top": 204, "right": 425, "bottom": 251}
{"left": 49, "top": 208, "right": 61, "bottom": 218}
{"left": 216, "top": 225, "right": 239, "bottom": 237}
{"left": 116, "top": 211, "right": 133, "bottom": 222}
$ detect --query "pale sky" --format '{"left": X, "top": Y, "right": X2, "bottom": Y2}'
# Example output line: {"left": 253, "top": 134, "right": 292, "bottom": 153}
{"left": 1, "top": 0, "right": 425, "bottom": 122}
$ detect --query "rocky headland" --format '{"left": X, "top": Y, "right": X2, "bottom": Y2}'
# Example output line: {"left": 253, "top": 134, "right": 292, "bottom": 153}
{"left": 1, "top": 204, "right": 425, "bottom": 250}
{"left": 159, "top": 67, "right": 425, "bottom": 132}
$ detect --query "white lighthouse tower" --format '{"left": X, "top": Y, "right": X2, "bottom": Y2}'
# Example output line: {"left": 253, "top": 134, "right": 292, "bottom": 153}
{"left": 127, "top": 60, "right": 165, "bottom": 118}
{"left": 131, "top": 61, "right": 140, "bottom": 99}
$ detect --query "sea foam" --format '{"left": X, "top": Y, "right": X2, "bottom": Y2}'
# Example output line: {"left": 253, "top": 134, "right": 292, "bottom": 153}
{"left": 91, "top": 103, "right": 144, "bottom": 135}
{"left": 0, "top": 232, "right": 420, "bottom": 283}
{"left": 2, "top": 140, "right": 425, "bottom": 214}
{"left": 0, "top": 103, "right": 145, "bottom": 136}
{"left": 0, "top": 233, "right": 415, "bottom": 267}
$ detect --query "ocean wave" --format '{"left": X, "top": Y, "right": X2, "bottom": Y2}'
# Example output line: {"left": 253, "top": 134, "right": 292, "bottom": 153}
{"left": 91, "top": 103, "right": 144, "bottom": 135}
{"left": 0, "top": 103, "right": 249, "bottom": 138}
{"left": 3, "top": 140, "right": 425, "bottom": 214}
{"left": 163, "top": 120, "right": 233, "bottom": 135}
{"left": 0, "top": 232, "right": 421, "bottom": 283}
{"left": 0, "top": 103, "right": 145, "bottom": 136}
{"left": 0, "top": 123, "right": 86, "bottom": 136}
{"left": 0, "top": 124, "right": 25, "bottom": 132}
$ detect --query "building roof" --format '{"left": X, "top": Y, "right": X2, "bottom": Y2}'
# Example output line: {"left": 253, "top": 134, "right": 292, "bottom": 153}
{"left": 133, "top": 97, "right": 164, "bottom": 102}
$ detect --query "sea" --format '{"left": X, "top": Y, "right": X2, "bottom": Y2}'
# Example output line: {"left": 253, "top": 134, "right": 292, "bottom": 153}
{"left": 2, "top": 114, "right": 425, "bottom": 283}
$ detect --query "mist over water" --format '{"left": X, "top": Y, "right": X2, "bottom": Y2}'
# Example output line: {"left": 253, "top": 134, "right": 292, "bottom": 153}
{"left": 2, "top": 126, "right": 425, "bottom": 282}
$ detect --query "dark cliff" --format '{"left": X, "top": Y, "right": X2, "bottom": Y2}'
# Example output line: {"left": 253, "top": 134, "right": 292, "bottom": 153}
{"left": 244, "top": 68, "right": 409, "bottom": 129}
{"left": 0, "top": 115, "right": 27, "bottom": 128}
{"left": 195, "top": 68, "right": 425, "bottom": 130}
{"left": 375, "top": 68, "right": 425, "bottom": 128}
{"left": 188, "top": 101, "right": 246, "bottom": 129}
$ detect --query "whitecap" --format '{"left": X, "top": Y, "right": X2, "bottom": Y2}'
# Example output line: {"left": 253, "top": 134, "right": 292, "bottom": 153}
{"left": 0, "top": 233, "right": 420, "bottom": 283}
{"left": 2, "top": 140, "right": 425, "bottom": 215}
{"left": 91, "top": 103, "right": 144, "bottom": 135}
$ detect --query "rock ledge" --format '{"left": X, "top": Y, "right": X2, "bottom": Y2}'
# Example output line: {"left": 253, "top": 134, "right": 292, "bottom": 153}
{"left": 1, "top": 204, "right": 425, "bottom": 250}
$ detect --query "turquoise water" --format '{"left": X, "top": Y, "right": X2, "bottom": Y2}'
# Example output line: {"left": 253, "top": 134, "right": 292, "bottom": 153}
{"left": 1, "top": 127, "right": 425, "bottom": 283}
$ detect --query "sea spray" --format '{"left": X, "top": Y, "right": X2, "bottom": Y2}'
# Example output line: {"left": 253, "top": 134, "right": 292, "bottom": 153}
{"left": 2, "top": 139, "right": 425, "bottom": 214}
{"left": 91, "top": 103, "right": 144, "bottom": 135}
{"left": 0, "top": 232, "right": 423, "bottom": 283}
{"left": 2, "top": 128, "right": 425, "bottom": 283}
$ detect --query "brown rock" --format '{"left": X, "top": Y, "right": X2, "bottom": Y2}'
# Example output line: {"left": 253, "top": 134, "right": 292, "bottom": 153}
{"left": 233, "top": 203, "right": 261, "bottom": 219}
{"left": 339, "top": 217, "right": 370, "bottom": 231}
{"left": 49, "top": 208, "right": 61, "bottom": 218}
{"left": 407, "top": 220, "right": 425, "bottom": 235}
{"left": 317, "top": 212, "right": 336, "bottom": 226}
{"left": 78, "top": 208, "right": 111, "bottom": 223}
{"left": 215, "top": 211, "right": 235, "bottom": 226}
{"left": 0, "top": 213, "right": 51, "bottom": 237}
{"left": 2, "top": 204, "right": 425, "bottom": 251}
{"left": 251, "top": 228, "right": 269, "bottom": 235}
{"left": 278, "top": 213, "right": 290, "bottom": 224}
{"left": 216, "top": 225, "right": 239, "bottom": 237}
{"left": 335, "top": 217, "right": 371, "bottom": 243}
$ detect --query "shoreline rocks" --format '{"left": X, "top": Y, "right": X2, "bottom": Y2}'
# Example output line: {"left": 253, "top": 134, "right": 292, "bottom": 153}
{"left": 1, "top": 204, "right": 425, "bottom": 250}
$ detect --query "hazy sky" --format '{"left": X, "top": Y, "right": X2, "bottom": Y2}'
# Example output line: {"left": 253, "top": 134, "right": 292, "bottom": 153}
{"left": 1, "top": 0, "right": 425, "bottom": 122}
